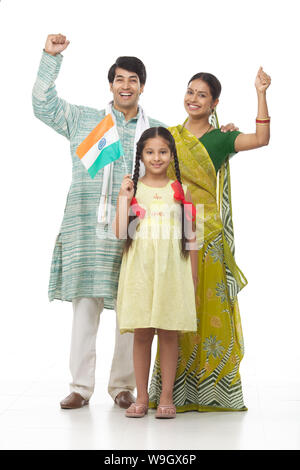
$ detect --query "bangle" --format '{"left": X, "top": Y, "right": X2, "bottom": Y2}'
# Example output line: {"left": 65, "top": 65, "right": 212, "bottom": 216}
{"left": 256, "top": 117, "right": 270, "bottom": 124}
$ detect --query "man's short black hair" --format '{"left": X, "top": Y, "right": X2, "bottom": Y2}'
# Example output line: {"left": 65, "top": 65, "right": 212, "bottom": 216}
{"left": 108, "top": 56, "right": 146, "bottom": 85}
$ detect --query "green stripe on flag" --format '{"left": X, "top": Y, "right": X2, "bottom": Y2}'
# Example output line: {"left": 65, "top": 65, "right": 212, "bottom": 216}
{"left": 88, "top": 141, "right": 123, "bottom": 179}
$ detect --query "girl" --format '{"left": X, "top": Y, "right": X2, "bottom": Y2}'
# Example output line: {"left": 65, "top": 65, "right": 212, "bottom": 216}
{"left": 113, "top": 127, "right": 198, "bottom": 419}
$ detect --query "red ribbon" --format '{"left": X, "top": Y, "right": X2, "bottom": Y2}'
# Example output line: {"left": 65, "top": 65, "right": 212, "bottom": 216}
{"left": 130, "top": 197, "right": 146, "bottom": 219}
{"left": 171, "top": 180, "right": 196, "bottom": 222}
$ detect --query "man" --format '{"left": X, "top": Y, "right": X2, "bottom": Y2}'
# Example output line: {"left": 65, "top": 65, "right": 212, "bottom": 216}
{"left": 32, "top": 34, "right": 163, "bottom": 410}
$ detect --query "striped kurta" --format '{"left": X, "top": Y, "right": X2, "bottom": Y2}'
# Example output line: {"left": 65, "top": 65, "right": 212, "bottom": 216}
{"left": 32, "top": 51, "right": 164, "bottom": 309}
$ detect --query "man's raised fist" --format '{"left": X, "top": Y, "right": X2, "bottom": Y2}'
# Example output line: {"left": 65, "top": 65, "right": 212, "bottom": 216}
{"left": 44, "top": 34, "right": 70, "bottom": 56}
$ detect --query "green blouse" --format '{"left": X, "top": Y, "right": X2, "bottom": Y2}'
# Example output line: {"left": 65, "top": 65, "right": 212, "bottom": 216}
{"left": 199, "top": 129, "right": 241, "bottom": 173}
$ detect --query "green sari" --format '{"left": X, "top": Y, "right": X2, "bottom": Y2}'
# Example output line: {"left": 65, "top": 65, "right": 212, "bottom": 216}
{"left": 149, "top": 123, "right": 248, "bottom": 412}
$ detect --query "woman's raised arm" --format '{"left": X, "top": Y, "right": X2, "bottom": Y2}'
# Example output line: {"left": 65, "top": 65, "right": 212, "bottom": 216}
{"left": 234, "top": 67, "right": 271, "bottom": 151}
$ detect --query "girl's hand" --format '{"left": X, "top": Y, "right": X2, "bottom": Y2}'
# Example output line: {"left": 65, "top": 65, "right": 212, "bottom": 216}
{"left": 255, "top": 67, "right": 271, "bottom": 93}
{"left": 120, "top": 174, "right": 134, "bottom": 201}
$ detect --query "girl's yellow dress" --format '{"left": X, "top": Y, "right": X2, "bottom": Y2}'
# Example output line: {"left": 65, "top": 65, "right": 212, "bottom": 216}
{"left": 117, "top": 180, "right": 197, "bottom": 334}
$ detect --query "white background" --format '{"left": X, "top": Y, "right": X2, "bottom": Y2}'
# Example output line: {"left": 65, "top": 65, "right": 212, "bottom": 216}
{"left": 0, "top": 0, "right": 299, "bottom": 450}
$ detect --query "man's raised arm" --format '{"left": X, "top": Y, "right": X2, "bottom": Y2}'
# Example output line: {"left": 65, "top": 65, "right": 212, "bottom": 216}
{"left": 32, "top": 34, "right": 80, "bottom": 140}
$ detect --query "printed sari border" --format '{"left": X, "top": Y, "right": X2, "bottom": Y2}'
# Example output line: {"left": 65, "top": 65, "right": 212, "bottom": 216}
{"left": 149, "top": 401, "right": 248, "bottom": 413}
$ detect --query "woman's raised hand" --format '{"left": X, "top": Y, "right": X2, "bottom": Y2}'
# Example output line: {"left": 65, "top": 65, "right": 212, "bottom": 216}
{"left": 44, "top": 34, "right": 70, "bottom": 56}
{"left": 255, "top": 67, "right": 271, "bottom": 93}
{"left": 120, "top": 175, "right": 134, "bottom": 201}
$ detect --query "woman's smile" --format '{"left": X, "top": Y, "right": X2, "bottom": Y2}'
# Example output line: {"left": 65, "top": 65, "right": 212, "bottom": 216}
{"left": 186, "top": 103, "right": 201, "bottom": 111}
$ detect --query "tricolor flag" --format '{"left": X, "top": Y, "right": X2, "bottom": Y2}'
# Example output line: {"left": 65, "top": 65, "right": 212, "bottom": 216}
{"left": 76, "top": 114, "right": 123, "bottom": 178}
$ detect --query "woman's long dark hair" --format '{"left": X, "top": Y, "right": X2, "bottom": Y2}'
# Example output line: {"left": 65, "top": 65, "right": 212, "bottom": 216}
{"left": 123, "top": 127, "right": 189, "bottom": 258}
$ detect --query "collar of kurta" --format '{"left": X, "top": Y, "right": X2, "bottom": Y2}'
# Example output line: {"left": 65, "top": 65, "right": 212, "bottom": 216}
{"left": 111, "top": 104, "right": 141, "bottom": 123}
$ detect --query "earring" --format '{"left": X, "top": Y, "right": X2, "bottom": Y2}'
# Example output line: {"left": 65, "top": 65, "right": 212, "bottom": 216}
{"left": 210, "top": 108, "right": 217, "bottom": 127}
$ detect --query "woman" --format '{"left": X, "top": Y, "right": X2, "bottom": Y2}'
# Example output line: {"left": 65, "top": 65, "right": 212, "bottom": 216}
{"left": 149, "top": 67, "right": 271, "bottom": 412}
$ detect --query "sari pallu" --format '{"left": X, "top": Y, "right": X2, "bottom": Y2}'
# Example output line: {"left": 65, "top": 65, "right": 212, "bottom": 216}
{"left": 149, "top": 124, "right": 248, "bottom": 412}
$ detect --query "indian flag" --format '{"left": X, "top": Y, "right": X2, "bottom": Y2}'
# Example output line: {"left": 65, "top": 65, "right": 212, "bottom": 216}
{"left": 76, "top": 114, "right": 123, "bottom": 178}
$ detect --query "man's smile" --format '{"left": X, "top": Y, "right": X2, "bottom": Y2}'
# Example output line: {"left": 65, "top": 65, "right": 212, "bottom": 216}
{"left": 120, "top": 92, "right": 133, "bottom": 98}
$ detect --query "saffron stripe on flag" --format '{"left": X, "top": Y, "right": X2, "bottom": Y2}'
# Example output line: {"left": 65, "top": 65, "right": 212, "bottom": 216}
{"left": 76, "top": 114, "right": 114, "bottom": 159}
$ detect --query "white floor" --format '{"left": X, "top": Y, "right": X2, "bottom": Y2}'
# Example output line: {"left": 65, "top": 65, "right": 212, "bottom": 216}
{"left": 0, "top": 306, "right": 300, "bottom": 450}
{"left": 0, "top": 373, "right": 300, "bottom": 450}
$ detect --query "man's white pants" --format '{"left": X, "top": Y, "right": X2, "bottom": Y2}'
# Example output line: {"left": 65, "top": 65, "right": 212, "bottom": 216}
{"left": 69, "top": 297, "right": 135, "bottom": 401}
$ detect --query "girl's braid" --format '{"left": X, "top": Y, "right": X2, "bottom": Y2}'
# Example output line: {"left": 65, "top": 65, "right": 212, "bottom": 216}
{"left": 173, "top": 148, "right": 188, "bottom": 258}
{"left": 132, "top": 148, "right": 141, "bottom": 196}
{"left": 123, "top": 149, "right": 140, "bottom": 253}
{"left": 173, "top": 152, "right": 182, "bottom": 185}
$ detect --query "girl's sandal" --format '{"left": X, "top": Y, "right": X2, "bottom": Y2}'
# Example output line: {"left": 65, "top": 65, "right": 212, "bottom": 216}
{"left": 155, "top": 404, "right": 176, "bottom": 419}
{"left": 125, "top": 402, "right": 148, "bottom": 418}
